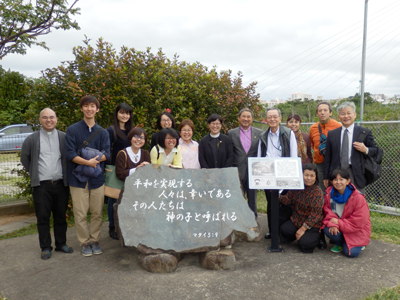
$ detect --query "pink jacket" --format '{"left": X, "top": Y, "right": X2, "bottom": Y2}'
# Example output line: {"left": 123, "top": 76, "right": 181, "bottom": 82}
{"left": 322, "top": 184, "right": 371, "bottom": 253}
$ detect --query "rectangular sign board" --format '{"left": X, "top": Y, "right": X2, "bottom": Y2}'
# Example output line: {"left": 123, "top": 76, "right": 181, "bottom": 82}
{"left": 248, "top": 157, "right": 304, "bottom": 190}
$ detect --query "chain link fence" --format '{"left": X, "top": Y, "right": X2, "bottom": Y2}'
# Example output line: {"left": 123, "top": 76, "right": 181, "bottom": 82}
{"left": 0, "top": 150, "right": 23, "bottom": 203}
{"left": 254, "top": 120, "right": 400, "bottom": 216}
{"left": 1, "top": 121, "right": 400, "bottom": 215}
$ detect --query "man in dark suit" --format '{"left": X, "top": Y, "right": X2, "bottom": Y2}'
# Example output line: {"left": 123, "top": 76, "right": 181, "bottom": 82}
{"left": 323, "top": 102, "right": 378, "bottom": 194}
{"left": 227, "top": 108, "right": 263, "bottom": 218}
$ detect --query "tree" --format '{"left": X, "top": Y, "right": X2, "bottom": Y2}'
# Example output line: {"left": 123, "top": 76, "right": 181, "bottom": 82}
{"left": 26, "top": 38, "right": 262, "bottom": 143}
{"left": 0, "top": 0, "right": 80, "bottom": 59}
{"left": 0, "top": 66, "right": 35, "bottom": 126}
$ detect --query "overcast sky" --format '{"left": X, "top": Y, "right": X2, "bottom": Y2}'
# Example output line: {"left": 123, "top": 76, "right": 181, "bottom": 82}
{"left": 1, "top": 0, "right": 399, "bottom": 101}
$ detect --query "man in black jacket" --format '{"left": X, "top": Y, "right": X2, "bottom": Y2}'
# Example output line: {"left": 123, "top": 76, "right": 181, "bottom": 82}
{"left": 323, "top": 102, "right": 378, "bottom": 194}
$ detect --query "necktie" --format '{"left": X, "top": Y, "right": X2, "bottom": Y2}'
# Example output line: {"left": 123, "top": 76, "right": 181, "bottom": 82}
{"left": 341, "top": 129, "right": 349, "bottom": 168}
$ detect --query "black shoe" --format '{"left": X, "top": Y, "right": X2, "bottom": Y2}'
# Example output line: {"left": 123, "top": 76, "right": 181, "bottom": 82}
{"left": 109, "top": 228, "right": 119, "bottom": 240}
{"left": 264, "top": 232, "right": 271, "bottom": 239}
{"left": 41, "top": 250, "right": 51, "bottom": 260}
{"left": 55, "top": 245, "right": 73, "bottom": 253}
{"left": 317, "top": 239, "right": 327, "bottom": 250}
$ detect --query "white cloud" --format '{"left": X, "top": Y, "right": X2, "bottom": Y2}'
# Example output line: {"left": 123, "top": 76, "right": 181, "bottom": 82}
{"left": 1, "top": 0, "right": 399, "bottom": 100}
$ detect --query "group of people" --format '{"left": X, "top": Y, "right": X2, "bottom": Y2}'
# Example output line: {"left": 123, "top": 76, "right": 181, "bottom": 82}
{"left": 20, "top": 95, "right": 375, "bottom": 260}
{"left": 271, "top": 101, "right": 375, "bottom": 257}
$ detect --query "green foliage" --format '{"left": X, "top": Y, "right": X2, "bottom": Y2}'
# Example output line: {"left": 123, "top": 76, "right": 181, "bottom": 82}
{"left": 27, "top": 38, "right": 262, "bottom": 143}
{"left": 0, "top": 66, "right": 35, "bottom": 127}
{"left": 273, "top": 96, "right": 400, "bottom": 123}
{"left": 0, "top": 0, "right": 80, "bottom": 58}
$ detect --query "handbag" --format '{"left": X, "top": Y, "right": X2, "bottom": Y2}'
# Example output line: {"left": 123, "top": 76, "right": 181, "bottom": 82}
{"left": 104, "top": 150, "right": 127, "bottom": 199}
{"left": 104, "top": 165, "right": 124, "bottom": 199}
{"left": 357, "top": 128, "right": 384, "bottom": 186}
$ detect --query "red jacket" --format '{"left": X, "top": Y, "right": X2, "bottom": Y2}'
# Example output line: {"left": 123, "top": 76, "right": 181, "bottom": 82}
{"left": 322, "top": 184, "right": 371, "bottom": 254}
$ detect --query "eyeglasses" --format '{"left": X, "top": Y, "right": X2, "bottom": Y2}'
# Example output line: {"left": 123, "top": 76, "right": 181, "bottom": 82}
{"left": 41, "top": 116, "right": 56, "bottom": 120}
{"left": 339, "top": 112, "right": 355, "bottom": 117}
{"left": 132, "top": 135, "right": 145, "bottom": 140}
{"left": 161, "top": 119, "right": 172, "bottom": 123}
{"left": 209, "top": 122, "right": 222, "bottom": 127}
{"left": 266, "top": 115, "right": 280, "bottom": 120}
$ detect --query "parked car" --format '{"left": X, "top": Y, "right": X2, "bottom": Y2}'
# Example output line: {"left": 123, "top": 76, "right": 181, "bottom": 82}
{"left": 0, "top": 124, "right": 34, "bottom": 151}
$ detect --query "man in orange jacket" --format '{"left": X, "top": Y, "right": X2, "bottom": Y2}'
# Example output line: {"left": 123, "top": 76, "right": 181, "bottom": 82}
{"left": 309, "top": 101, "right": 341, "bottom": 193}
{"left": 309, "top": 102, "right": 341, "bottom": 250}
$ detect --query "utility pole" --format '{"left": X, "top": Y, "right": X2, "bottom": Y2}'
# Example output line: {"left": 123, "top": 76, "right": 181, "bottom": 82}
{"left": 360, "top": 0, "right": 368, "bottom": 123}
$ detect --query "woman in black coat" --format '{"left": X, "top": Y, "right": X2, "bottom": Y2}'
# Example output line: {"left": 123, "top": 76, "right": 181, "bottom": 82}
{"left": 198, "top": 114, "right": 233, "bottom": 169}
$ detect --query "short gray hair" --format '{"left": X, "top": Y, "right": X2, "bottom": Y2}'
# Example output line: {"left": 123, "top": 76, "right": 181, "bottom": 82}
{"left": 266, "top": 107, "right": 282, "bottom": 117}
{"left": 238, "top": 108, "right": 254, "bottom": 118}
{"left": 337, "top": 102, "right": 356, "bottom": 114}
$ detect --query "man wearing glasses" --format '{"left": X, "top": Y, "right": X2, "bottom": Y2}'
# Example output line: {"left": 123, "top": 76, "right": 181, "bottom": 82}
{"left": 257, "top": 107, "right": 297, "bottom": 239}
{"left": 323, "top": 102, "right": 378, "bottom": 194}
{"left": 21, "top": 108, "right": 72, "bottom": 260}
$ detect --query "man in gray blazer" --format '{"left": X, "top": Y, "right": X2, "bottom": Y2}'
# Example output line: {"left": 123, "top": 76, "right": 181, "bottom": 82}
{"left": 21, "top": 108, "right": 72, "bottom": 260}
{"left": 228, "top": 108, "right": 263, "bottom": 217}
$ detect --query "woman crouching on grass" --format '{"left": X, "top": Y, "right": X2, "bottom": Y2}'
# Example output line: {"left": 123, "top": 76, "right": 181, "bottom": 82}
{"left": 322, "top": 167, "right": 371, "bottom": 257}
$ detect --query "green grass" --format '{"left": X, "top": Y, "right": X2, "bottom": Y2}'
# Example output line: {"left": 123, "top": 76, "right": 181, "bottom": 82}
{"left": 370, "top": 212, "right": 400, "bottom": 245}
{"left": 363, "top": 285, "right": 400, "bottom": 300}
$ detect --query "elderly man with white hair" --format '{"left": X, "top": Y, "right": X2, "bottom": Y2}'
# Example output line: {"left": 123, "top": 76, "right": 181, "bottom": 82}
{"left": 323, "top": 101, "right": 378, "bottom": 194}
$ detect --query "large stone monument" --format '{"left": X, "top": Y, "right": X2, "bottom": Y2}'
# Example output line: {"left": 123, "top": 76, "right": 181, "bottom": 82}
{"left": 115, "top": 165, "right": 261, "bottom": 272}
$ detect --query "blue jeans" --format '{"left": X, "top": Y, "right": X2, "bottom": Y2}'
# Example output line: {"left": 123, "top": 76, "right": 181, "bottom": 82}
{"left": 107, "top": 196, "right": 117, "bottom": 228}
{"left": 324, "top": 227, "right": 363, "bottom": 258}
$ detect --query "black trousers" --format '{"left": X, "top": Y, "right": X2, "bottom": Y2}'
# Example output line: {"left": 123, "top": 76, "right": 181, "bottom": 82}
{"left": 32, "top": 180, "right": 69, "bottom": 251}
{"left": 280, "top": 220, "right": 320, "bottom": 253}
{"left": 242, "top": 179, "right": 257, "bottom": 218}
{"left": 264, "top": 190, "right": 292, "bottom": 232}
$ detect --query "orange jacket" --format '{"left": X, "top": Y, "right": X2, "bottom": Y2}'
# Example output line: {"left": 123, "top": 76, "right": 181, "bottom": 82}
{"left": 309, "top": 118, "right": 341, "bottom": 164}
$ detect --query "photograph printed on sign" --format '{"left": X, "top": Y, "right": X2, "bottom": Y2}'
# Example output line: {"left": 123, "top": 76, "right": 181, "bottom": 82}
{"left": 248, "top": 157, "right": 304, "bottom": 190}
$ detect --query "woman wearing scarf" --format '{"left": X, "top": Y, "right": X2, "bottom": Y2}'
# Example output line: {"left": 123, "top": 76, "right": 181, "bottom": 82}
{"left": 286, "top": 114, "right": 312, "bottom": 165}
{"left": 322, "top": 168, "right": 371, "bottom": 257}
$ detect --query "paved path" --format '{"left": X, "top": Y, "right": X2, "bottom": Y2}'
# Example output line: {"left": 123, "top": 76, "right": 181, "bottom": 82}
{"left": 1, "top": 214, "right": 399, "bottom": 300}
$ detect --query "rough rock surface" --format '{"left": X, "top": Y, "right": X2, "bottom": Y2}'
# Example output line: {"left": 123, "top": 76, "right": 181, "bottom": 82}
{"left": 117, "top": 165, "right": 258, "bottom": 253}
{"left": 234, "top": 219, "right": 263, "bottom": 242}
{"left": 198, "top": 249, "right": 236, "bottom": 270}
{"left": 139, "top": 253, "right": 178, "bottom": 273}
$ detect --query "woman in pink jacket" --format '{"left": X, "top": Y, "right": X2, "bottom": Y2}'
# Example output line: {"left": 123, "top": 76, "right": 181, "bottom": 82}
{"left": 322, "top": 168, "right": 371, "bottom": 257}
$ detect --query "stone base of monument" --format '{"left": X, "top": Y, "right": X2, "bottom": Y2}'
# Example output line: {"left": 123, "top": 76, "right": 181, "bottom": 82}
{"left": 234, "top": 219, "right": 263, "bottom": 242}
{"left": 139, "top": 253, "right": 179, "bottom": 273}
{"left": 198, "top": 249, "right": 236, "bottom": 270}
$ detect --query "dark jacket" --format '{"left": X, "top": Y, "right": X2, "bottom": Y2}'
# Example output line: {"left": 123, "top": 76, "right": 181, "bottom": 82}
{"left": 227, "top": 126, "right": 263, "bottom": 181}
{"left": 20, "top": 130, "right": 68, "bottom": 187}
{"left": 198, "top": 133, "right": 233, "bottom": 168}
{"left": 323, "top": 125, "right": 378, "bottom": 189}
{"left": 259, "top": 125, "right": 292, "bottom": 157}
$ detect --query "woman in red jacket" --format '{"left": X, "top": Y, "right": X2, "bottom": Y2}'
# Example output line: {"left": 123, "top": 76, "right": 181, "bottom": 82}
{"left": 322, "top": 168, "right": 371, "bottom": 257}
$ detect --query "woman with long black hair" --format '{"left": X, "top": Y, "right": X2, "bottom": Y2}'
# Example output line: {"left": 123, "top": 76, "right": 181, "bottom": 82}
{"left": 106, "top": 103, "right": 133, "bottom": 240}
